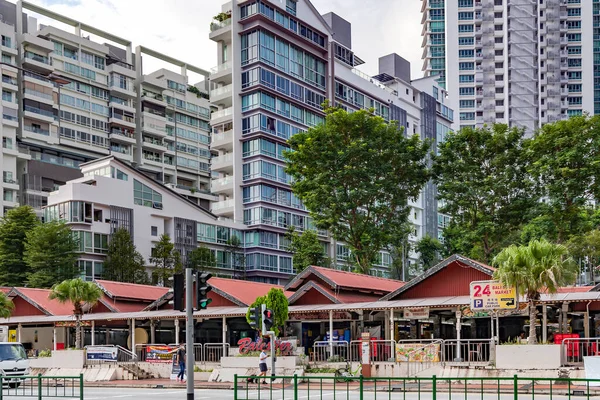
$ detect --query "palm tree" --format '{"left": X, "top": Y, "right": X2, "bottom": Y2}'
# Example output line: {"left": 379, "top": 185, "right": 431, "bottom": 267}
{"left": 493, "top": 239, "right": 577, "bottom": 344}
{"left": 49, "top": 279, "right": 103, "bottom": 349}
{"left": 0, "top": 292, "right": 14, "bottom": 319}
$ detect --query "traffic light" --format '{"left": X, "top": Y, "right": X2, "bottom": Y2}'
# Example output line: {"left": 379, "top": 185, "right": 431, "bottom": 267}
{"left": 248, "top": 306, "right": 260, "bottom": 330}
{"left": 173, "top": 273, "right": 184, "bottom": 311}
{"left": 263, "top": 308, "right": 274, "bottom": 332}
{"left": 196, "top": 271, "right": 212, "bottom": 310}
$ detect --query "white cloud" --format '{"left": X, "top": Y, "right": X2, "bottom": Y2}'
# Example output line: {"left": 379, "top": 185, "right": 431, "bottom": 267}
{"left": 23, "top": 0, "right": 423, "bottom": 81}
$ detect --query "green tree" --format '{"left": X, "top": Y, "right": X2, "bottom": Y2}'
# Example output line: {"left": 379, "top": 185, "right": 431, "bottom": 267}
{"left": 225, "top": 236, "right": 246, "bottom": 279}
{"left": 567, "top": 229, "right": 600, "bottom": 284}
{"left": 526, "top": 115, "right": 600, "bottom": 242}
{"left": 493, "top": 239, "right": 577, "bottom": 344}
{"left": 24, "top": 221, "right": 79, "bottom": 288}
{"left": 415, "top": 234, "right": 443, "bottom": 271}
{"left": 188, "top": 244, "right": 216, "bottom": 273}
{"left": 0, "top": 206, "right": 39, "bottom": 286}
{"left": 0, "top": 292, "right": 14, "bottom": 318}
{"left": 103, "top": 228, "right": 149, "bottom": 284}
{"left": 286, "top": 106, "right": 430, "bottom": 274}
{"left": 287, "top": 227, "right": 328, "bottom": 273}
{"left": 49, "top": 278, "right": 103, "bottom": 348}
{"left": 433, "top": 124, "right": 534, "bottom": 264}
{"left": 246, "top": 288, "right": 289, "bottom": 336}
{"left": 150, "top": 234, "right": 182, "bottom": 287}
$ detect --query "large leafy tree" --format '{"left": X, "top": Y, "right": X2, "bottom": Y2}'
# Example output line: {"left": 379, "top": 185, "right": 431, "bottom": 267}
{"left": 493, "top": 239, "right": 577, "bottom": 344}
{"left": 287, "top": 227, "right": 329, "bottom": 273}
{"left": 567, "top": 229, "right": 600, "bottom": 284}
{"left": 188, "top": 244, "right": 216, "bottom": 273}
{"left": 526, "top": 115, "right": 600, "bottom": 242}
{"left": 24, "top": 221, "right": 79, "bottom": 288}
{"left": 246, "top": 288, "right": 289, "bottom": 337}
{"left": 103, "top": 228, "right": 149, "bottom": 284}
{"left": 150, "top": 234, "right": 182, "bottom": 287}
{"left": 433, "top": 124, "right": 534, "bottom": 263}
{"left": 286, "top": 106, "right": 430, "bottom": 274}
{"left": 415, "top": 234, "right": 443, "bottom": 271}
{"left": 0, "top": 206, "right": 39, "bottom": 286}
{"left": 0, "top": 292, "right": 14, "bottom": 319}
{"left": 49, "top": 279, "right": 103, "bottom": 348}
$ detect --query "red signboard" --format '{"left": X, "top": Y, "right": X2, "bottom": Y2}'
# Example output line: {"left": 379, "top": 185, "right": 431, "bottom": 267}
{"left": 237, "top": 338, "right": 293, "bottom": 356}
{"left": 146, "top": 345, "right": 176, "bottom": 363}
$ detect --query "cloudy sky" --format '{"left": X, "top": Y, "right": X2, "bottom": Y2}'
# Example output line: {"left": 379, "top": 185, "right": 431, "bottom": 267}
{"left": 26, "top": 0, "right": 424, "bottom": 82}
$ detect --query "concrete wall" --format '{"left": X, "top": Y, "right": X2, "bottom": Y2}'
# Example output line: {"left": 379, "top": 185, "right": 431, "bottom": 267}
{"left": 19, "top": 326, "right": 65, "bottom": 351}
{"left": 496, "top": 345, "right": 561, "bottom": 370}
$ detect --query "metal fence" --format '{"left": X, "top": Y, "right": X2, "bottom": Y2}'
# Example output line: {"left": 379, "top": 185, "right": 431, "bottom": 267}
{"left": 562, "top": 338, "right": 600, "bottom": 366}
{"left": 0, "top": 374, "right": 83, "bottom": 399}
{"left": 84, "top": 345, "right": 136, "bottom": 365}
{"left": 442, "top": 339, "right": 493, "bottom": 364}
{"left": 133, "top": 343, "right": 229, "bottom": 363}
{"left": 310, "top": 341, "right": 349, "bottom": 362}
{"left": 233, "top": 374, "right": 600, "bottom": 400}
{"left": 349, "top": 340, "right": 396, "bottom": 363}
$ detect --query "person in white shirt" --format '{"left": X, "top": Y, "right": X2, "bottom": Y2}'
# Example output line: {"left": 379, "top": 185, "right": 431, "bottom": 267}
{"left": 258, "top": 349, "right": 268, "bottom": 384}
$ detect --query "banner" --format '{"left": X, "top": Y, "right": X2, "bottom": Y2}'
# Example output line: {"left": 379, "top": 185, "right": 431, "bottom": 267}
{"left": 404, "top": 308, "right": 429, "bottom": 320}
{"left": 146, "top": 345, "right": 176, "bottom": 363}
{"left": 395, "top": 343, "right": 440, "bottom": 363}
{"left": 86, "top": 346, "right": 118, "bottom": 361}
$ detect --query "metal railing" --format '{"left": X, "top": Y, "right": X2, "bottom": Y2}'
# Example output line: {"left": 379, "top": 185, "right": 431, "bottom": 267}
{"left": 134, "top": 343, "right": 229, "bottom": 363}
{"left": 233, "top": 375, "right": 600, "bottom": 400}
{"left": 311, "top": 341, "right": 349, "bottom": 362}
{"left": 405, "top": 339, "right": 444, "bottom": 377}
{"left": 562, "top": 338, "right": 600, "bottom": 366}
{"left": 84, "top": 345, "right": 136, "bottom": 365}
{"left": 349, "top": 340, "right": 396, "bottom": 363}
{"left": 442, "top": 339, "right": 493, "bottom": 364}
{"left": 1, "top": 374, "right": 83, "bottom": 399}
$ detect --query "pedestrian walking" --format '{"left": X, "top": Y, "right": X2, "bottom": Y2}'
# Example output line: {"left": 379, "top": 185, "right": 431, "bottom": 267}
{"left": 258, "top": 348, "right": 268, "bottom": 384}
{"left": 176, "top": 345, "right": 186, "bottom": 383}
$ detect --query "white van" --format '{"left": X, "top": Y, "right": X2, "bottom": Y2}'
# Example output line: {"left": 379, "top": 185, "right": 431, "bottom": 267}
{"left": 0, "top": 343, "right": 30, "bottom": 388}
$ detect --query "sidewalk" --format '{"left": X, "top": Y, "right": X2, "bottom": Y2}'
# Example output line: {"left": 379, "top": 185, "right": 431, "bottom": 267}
{"left": 86, "top": 379, "right": 234, "bottom": 389}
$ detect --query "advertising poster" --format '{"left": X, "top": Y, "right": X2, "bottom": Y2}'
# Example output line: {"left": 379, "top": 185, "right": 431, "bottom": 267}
{"left": 86, "top": 346, "right": 118, "bottom": 361}
{"left": 395, "top": 343, "right": 440, "bottom": 363}
{"left": 146, "top": 345, "right": 176, "bottom": 363}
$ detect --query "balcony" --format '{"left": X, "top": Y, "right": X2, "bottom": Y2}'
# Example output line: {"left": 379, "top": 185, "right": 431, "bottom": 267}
{"left": 210, "top": 84, "right": 233, "bottom": 105}
{"left": 1, "top": 75, "right": 17, "bottom": 91}
{"left": 211, "top": 176, "right": 234, "bottom": 195}
{"left": 211, "top": 107, "right": 233, "bottom": 124}
{"left": 211, "top": 153, "right": 234, "bottom": 173}
{"left": 23, "top": 125, "right": 50, "bottom": 136}
{"left": 211, "top": 129, "right": 233, "bottom": 151}
{"left": 23, "top": 51, "right": 54, "bottom": 74}
{"left": 2, "top": 177, "right": 19, "bottom": 190}
{"left": 209, "top": 18, "right": 232, "bottom": 42}
{"left": 211, "top": 199, "right": 234, "bottom": 217}
{"left": 109, "top": 113, "right": 136, "bottom": 129}
{"left": 109, "top": 79, "right": 136, "bottom": 98}
{"left": 142, "top": 136, "right": 166, "bottom": 152}
{"left": 23, "top": 88, "right": 54, "bottom": 105}
{"left": 210, "top": 61, "right": 232, "bottom": 83}
{"left": 110, "top": 128, "right": 136, "bottom": 145}
{"left": 142, "top": 120, "right": 169, "bottom": 137}
{"left": 142, "top": 91, "right": 167, "bottom": 107}
{"left": 24, "top": 105, "right": 56, "bottom": 123}
{"left": 142, "top": 153, "right": 163, "bottom": 167}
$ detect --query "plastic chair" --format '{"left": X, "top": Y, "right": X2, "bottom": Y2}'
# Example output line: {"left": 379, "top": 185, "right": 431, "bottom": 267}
{"left": 468, "top": 343, "right": 482, "bottom": 362}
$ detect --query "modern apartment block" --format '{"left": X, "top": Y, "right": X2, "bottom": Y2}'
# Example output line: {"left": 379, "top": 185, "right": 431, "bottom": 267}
{"left": 422, "top": 0, "right": 595, "bottom": 133}
{"left": 209, "top": 0, "right": 454, "bottom": 283}
{"left": 0, "top": 0, "right": 215, "bottom": 218}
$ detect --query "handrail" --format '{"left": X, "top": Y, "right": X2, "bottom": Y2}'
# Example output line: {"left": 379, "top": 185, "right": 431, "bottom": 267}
{"left": 116, "top": 344, "right": 137, "bottom": 361}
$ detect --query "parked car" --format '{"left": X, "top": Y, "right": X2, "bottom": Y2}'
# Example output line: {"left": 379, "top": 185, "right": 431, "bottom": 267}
{"left": 0, "top": 343, "right": 30, "bottom": 388}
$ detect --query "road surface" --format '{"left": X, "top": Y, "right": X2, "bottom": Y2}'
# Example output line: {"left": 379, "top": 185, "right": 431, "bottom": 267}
{"left": 1, "top": 387, "right": 594, "bottom": 399}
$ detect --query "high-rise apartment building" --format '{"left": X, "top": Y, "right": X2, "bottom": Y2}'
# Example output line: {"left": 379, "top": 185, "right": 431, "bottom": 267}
{"left": 422, "top": 0, "right": 595, "bottom": 133}
{"left": 0, "top": 0, "right": 215, "bottom": 218}
{"left": 209, "top": 0, "right": 454, "bottom": 283}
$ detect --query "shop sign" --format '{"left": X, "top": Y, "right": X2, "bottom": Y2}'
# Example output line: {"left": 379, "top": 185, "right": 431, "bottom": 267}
{"left": 86, "top": 346, "right": 118, "bottom": 361}
{"left": 404, "top": 308, "right": 429, "bottom": 319}
{"left": 55, "top": 321, "right": 92, "bottom": 327}
{"left": 146, "top": 345, "right": 176, "bottom": 363}
{"left": 237, "top": 337, "right": 293, "bottom": 356}
{"left": 396, "top": 343, "right": 440, "bottom": 363}
{"left": 470, "top": 280, "right": 517, "bottom": 310}
{"left": 288, "top": 311, "right": 352, "bottom": 321}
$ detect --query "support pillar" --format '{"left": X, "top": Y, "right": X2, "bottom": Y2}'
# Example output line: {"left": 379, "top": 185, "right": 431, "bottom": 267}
{"left": 17, "top": 324, "right": 22, "bottom": 343}
{"left": 105, "top": 327, "right": 109, "bottom": 345}
{"left": 91, "top": 320, "right": 95, "bottom": 346}
{"left": 585, "top": 310, "right": 590, "bottom": 339}
{"left": 222, "top": 316, "right": 227, "bottom": 355}
{"left": 542, "top": 305, "right": 548, "bottom": 343}
{"left": 455, "top": 310, "right": 462, "bottom": 362}
{"left": 389, "top": 309, "right": 395, "bottom": 342}
{"left": 53, "top": 326, "right": 57, "bottom": 351}
{"left": 150, "top": 320, "right": 156, "bottom": 344}
{"left": 131, "top": 319, "right": 135, "bottom": 351}
{"left": 329, "top": 310, "right": 333, "bottom": 358}
{"left": 175, "top": 319, "right": 180, "bottom": 345}
{"left": 64, "top": 327, "right": 68, "bottom": 348}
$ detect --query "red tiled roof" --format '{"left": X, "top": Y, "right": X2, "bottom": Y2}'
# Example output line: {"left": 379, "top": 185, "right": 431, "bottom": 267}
{"left": 309, "top": 266, "right": 405, "bottom": 292}
{"left": 10, "top": 288, "right": 74, "bottom": 316}
{"left": 289, "top": 281, "right": 385, "bottom": 304}
{"left": 556, "top": 286, "right": 592, "bottom": 293}
{"left": 94, "top": 280, "right": 170, "bottom": 302}
{"left": 210, "top": 278, "right": 291, "bottom": 306}
{"left": 0, "top": 287, "right": 11, "bottom": 294}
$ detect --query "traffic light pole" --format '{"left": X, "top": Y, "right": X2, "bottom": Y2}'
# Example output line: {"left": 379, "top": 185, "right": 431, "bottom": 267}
{"left": 185, "top": 267, "right": 194, "bottom": 400}
{"left": 269, "top": 331, "right": 276, "bottom": 379}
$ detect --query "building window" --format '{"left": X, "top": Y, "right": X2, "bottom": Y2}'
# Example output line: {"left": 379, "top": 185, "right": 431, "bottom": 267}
{"left": 151, "top": 226, "right": 158, "bottom": 236}
{"left": 133, "top": 179, "right": 163, "bottom": 208}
